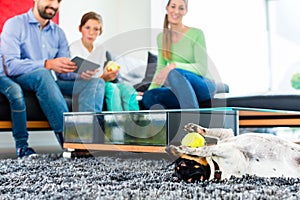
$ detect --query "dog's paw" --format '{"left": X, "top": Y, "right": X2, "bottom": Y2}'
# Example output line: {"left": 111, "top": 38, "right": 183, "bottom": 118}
{"left": 184, "top": 123, "right": 207, "bottom": 135}
{"left": 165, "top": 145, "right": 183, "bottom": 158}
{"left": 166, "top": 145, "right": 198, "bottom": 157}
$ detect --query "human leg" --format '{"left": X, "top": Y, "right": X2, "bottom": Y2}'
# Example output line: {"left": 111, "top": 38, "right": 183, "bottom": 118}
{"left": 0, "top": 76, "right": 29, "bottom": 150}
{"left": 58, "top": 78, "right": 105, "bottom": 112}
{"left": 118, "top": 83, "right": 139, "bottom": 111}
{"left": 78, "top": 78, "right": 105, "bottom": 112}
{"left": 167, "top": 69, "right": 199, "bottom": 108}
{"left": 13, "top": 69, "right": 68, "bottom": 132}
{"left": 142, "top": 87, "right": 180, "bottom": 109}
{"left": 105, "top": 82, "right": 123, "bottom": 111}
{"left": 167, "top": 69, "right": 216, "bottom": 108}
{"left": 13, "top": 68, "right": 68, "bottom": 148}
{"left": 58, "top": 78, "right": 105, "bottom": 146}
{"left": 184, "top": 71, "right": 217, "bottom": 102}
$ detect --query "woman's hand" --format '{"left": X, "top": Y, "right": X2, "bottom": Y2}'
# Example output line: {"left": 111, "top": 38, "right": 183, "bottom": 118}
{"left": 153, "top": 63, "right": 176, "bottom": 85}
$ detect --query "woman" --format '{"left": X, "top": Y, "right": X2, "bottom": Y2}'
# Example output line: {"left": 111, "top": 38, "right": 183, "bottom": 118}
{"left": 69, "top": 12, "right": 139, "bottom": 111}
{"left": 142, "top": 0, "right": 216, "bottom": 109}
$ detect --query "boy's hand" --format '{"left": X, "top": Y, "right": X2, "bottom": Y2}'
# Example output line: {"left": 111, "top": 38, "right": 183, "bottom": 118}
{"left": 80, "top": 68, "right": 99, "bottom": 80}
{"left": 100, "top": 63, "right": 119, "bottom": 82}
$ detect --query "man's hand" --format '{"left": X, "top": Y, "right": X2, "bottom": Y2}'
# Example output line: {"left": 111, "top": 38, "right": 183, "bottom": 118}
{"left": 44, "top": 57, "right": 77, "bottom": 73}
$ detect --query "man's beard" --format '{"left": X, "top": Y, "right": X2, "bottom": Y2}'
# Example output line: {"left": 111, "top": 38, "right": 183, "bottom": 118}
{"left": 38, "top": 6, "right": 58, "bottom": 20}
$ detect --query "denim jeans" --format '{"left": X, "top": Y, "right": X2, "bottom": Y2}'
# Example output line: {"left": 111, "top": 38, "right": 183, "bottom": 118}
{"left": 12, "top": 68, "right": 105, "bottom": 133}
{"left": 0, "top": 76, "right": 28, "bottom": 149}
{"left": 12, "top": 69, "right": 68, "bottom": 133}
{"left": 142, "top": 68, "right": 216, "bottom": 109}
{"left": 57, "top": 77, "right": 105, "bottom": 112}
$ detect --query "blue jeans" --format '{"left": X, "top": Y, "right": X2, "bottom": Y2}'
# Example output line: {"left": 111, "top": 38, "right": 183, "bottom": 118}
{"left": 57, "top": 78, "right": 105, "bottom": 112}
{"left": 0, "top": 76, "right": 28, "bottom": 149}
{"left": 142, "top": 68, "right": 216, "bottom": 109}
{"left": 12, "top": 68, "right": 105, "bottom": 133}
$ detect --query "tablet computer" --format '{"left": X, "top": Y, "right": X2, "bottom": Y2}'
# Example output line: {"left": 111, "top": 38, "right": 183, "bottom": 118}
{"left": 71, "top": 56, "right": 100, "bottom": 73}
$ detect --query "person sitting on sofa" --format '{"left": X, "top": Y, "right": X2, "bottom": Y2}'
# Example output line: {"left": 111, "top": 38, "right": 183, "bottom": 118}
{"left": 0, "top": 48, "right": 36, "bottom": 158}
{"left": 69, "top": 11, "right": 139, "bottom": 111}
{"left": 1, "top": 0, "right": 105, "bottom": 148}
{"left": 142, "top": 0, "right": 216, "bottom": 109}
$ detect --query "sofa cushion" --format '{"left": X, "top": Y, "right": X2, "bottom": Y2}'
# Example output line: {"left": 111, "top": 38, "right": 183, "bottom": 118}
{"left": 134, "top": 51, "right": 158, "bottom": 92}
{"left": 114, "top": 53, "right": 147, "bottom": 86}
{"left": 215, "top": 82, "right": 229, "bottom": 93}
{"left": 209, "top": 94, "right": 300, "bottom": 111}
{"left": 0, "top": 93, "right": 11, "bottom": 121}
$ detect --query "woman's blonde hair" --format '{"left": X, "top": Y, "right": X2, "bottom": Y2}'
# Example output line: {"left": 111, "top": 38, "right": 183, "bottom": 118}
{"left": 162, "top": 0, "right": 188, "bottom": 60}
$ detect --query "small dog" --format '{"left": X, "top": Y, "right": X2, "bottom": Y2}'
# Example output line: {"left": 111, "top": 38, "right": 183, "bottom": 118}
{"left": 166, "top": 123, "right": 300, "bottom": 182}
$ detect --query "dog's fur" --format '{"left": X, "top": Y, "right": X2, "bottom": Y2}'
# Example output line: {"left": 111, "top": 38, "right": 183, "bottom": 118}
{"left": 166, "top": 123, "right": 300, "bottom": 181}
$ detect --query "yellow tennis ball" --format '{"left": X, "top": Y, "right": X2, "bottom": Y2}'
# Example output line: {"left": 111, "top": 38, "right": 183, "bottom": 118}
{"left": 181, "top": 132, "right": 206, "bottom": 148}
{"left": 107, "top": 61, "right": 120, "bottom": 71}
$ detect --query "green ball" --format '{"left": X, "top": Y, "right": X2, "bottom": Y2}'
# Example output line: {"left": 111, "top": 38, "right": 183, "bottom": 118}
{"left": 181, "top": 132, "right": 206, "bottom": 148}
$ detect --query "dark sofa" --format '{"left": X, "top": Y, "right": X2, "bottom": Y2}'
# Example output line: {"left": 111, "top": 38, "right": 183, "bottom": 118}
{"left": 2, "top": 86, "right": 299, "bottom": 131}
{"left": 0, "top": 91, "right": 48, "bottom": 122}
{"left": 0, "top": 91, "right": 73, "bottom": 130}
{"left": 1, "top": 51, "right": 299, "bottom": 131}
{"left": 210, "top": 94, "right": 300, "bottom": 112}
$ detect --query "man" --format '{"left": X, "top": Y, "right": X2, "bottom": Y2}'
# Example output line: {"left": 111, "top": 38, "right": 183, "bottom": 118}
{"left": 1, "top": 0, "right": 105, "bottom": 148}
{"left": 0, "top": 49, "right": 36, "bottom": 158}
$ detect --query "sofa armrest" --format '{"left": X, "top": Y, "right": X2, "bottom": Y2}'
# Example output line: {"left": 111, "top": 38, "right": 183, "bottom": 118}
{"left": 216, "top": 82, "right": 229, "bottom": 93}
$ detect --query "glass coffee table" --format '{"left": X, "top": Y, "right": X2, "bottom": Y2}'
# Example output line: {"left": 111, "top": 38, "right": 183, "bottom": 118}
{"left": 62, "top": 107, "right": 300, "bottom": 156}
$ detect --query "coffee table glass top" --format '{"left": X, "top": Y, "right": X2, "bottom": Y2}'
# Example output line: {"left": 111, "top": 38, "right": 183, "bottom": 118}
{"left": 63, "top": 107, "right": 239, "bottom": 146}
{"left": 63, "top": 107, "right": 300, "bottom": 146}
{"left": 98, "top": 107, "right": 300, "bottom": 114}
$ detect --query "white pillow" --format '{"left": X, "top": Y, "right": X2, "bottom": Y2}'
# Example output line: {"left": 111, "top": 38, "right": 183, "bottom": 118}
{"left": 113, "top": 54, "right": 147, "bottom": 86}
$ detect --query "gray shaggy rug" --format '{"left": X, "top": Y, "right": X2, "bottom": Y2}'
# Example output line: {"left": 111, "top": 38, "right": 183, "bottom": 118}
{"left": 0, "top": 152, "right": 299, "bottom": 200}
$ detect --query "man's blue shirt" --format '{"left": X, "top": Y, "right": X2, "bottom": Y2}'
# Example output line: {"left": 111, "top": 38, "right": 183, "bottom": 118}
{"left": 1, "top": 9, "right": 76, "bottom": 80}
{"left": 0, "top": 48, "right": 4, "bottom": 76}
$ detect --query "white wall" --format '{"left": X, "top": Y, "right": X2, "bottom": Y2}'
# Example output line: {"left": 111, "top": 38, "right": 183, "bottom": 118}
{"left": 150, "top": 0, "right": 270, "bottom": 95}
{"left": 269, "top": 0, "right": 300, "bottom": 92}
{"left": 150, "top": 0, "right": 300, "bottom": 95}
{"left": 59, "top": 0, "right": 151, "bottom": 45}
{"left": 190, "top": 0, "right": 270, "bottom": 95}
